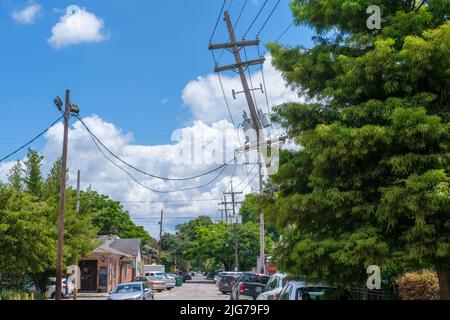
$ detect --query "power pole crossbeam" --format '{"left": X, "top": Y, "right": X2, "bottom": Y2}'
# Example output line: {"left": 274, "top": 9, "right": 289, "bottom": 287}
{"left": 208, "top": 39, "right": 260, "bottom": 50}
{"left": 214, "top": 58, "right": 266, "bottom": 73}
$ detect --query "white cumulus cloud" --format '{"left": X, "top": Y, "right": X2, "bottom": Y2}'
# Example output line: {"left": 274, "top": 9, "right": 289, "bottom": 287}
{"left": 48, "top": 5, "right": 108, "bottom": 49}
{"left": 33, "top": 115, "right": 256, "bottom": 236}
{"left": 11, "top": 3, "right": 42, "bottom": 24}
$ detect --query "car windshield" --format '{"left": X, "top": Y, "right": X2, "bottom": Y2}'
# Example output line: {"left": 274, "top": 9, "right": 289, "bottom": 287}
{"left": 300, "top": 287, "right": 329, "bottom": 300}
{"left": 114, "top": 284, "right": 141, "bottom": 293}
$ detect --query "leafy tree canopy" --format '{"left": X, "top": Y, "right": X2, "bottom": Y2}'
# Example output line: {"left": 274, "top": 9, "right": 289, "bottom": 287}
{"left": 266, "top": 0, "right": 450, "bottom": 298}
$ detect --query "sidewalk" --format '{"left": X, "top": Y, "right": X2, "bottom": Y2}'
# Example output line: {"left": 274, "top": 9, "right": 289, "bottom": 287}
{"left": 70, "top": 292, "right": 108, "bottom": 300}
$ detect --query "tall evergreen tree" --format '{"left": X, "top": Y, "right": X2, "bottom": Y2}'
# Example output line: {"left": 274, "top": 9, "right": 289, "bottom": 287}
{"left": 267, "top": 0, "right": 450, "bottom": 298}
{"left": 8, "top": 160, "right": 23, "bottom": 192}
{"left": 23, "top": 149, "right": 44, "bottom": 198}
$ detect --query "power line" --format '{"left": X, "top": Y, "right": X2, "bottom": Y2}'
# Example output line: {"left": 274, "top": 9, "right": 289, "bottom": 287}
{"left": 75, "top": 115, "right": 230, "bottom": 181}
{"left": 234, "top": 163, "right": 257, "bottom": 190}
{"left": 81, "top": 118, "right": 232, "bottom": 194}
{"left": 237, "top": 170, "right": 259, "bottom": 193}
{"left": 242, "top": 0, "right": 269, "bottom": 39}
{"left": 210, "top": 0, "right": 228, "bottom": 43}
{"left": 217, "top": 0, "right": 250, "bottom": 63}
{"left": 0, "top": 116, "right": 63, "bottom": 163}
{"left": 276, "top": 22, "right": 293, "bottom": 42}
{"left": 257, "top": 44, "right": 273, "bottom": 131}
{"left": 256, "top": 0, "right": 282, "bottom": 38}
{"left": 121, "top": 198, "right": 223, "bottom": 204}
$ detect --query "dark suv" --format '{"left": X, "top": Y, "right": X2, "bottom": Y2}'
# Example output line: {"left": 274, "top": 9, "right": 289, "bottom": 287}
{"left": 230, "top": 273, "right": 271, "bottom": 300}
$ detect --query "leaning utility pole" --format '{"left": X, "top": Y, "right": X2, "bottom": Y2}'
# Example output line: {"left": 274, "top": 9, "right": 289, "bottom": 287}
{"left": 55, "top": 89, "right": 70, "bottom": 300}
{"left": 225, "top": 181, "right": 243, "bottom": 272}
{"left": 209, "top": 11, "right": 266, "bottom": 274}
{"left": 158, "top": 209, "right": 164, "bottom": 264}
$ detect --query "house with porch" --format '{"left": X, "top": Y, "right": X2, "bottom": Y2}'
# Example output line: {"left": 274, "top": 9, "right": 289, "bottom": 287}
{"left": 78, "top": 236, "right": 143, "bottom": 293}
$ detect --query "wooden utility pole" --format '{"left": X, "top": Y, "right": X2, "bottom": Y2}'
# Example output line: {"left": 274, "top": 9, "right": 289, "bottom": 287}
{"left": 76, "top": 170, "right": 81, "bottom": 213}
{"left": 225, "top": 181, "right": 243, "bottom": 272}
{"left": 210, "top": 11, "right": 266, "bottom": 274}
{"left": 159, "top": 210, "right": 164, "bottom": 264}
{"left": 55, "top": 89, "right": 70, "bottom": 300}
{"left": 72, "top": 169, "right": 81, "bottom": 300}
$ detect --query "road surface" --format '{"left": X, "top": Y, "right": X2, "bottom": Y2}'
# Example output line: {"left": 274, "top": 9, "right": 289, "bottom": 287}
{"left": 155, "top": 281, "right": 229, "bottom": 300}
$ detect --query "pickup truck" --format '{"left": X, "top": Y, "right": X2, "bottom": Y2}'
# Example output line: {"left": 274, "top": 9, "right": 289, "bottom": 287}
{"left": 230, "top": 272, "right": 271, "bottom": 300}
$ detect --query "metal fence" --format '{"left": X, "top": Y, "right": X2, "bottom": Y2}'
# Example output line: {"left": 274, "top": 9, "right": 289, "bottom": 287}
{"left": 349, "top": 287, "right": 399, "bottom": 300}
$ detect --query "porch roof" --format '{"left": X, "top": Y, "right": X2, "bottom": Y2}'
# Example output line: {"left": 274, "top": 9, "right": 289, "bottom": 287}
{"left": 91, "top": 245, "right": 133, "bottom": 259}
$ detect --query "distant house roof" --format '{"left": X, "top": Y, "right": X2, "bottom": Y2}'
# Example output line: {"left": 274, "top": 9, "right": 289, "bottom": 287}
{"left": 92, "top": 245, "right": 132, "bottom": 258}
{"left": 108, "top": 239, "right": 142, "bottom": 257}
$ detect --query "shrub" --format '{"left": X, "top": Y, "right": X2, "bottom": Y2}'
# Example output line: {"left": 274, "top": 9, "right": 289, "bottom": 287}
{"left": 396, "top": 270, "right": 440, "bottom": 300}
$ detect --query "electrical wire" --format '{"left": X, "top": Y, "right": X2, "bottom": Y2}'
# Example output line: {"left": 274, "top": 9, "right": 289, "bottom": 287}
{"left": 75, "top": 114, "right": 230, "bottom": 182}
{"left": 257, "top": 44, "right": 274, "bottom": 131}
{"left": 242, "top": 0, "right": 269, "bottom": 40}
{"left": 256, "top": 0, "right": 282, "bottom": 38}
{"left": 237, "top": 170, "right": 259, "bottom": 193}
{"left": 210, "top": 0, "right": 228, "bottom": 43}
{"left": 82, "top": 120, "right": 232, "bottom": 194}
{"left": 217, "top": 0, "right": 250, "bottom": 63}
{"left": 0, "top": 116, "right": 63, "bottom": 163}
{"left": 243, "top": 45, "right": 259, "bottom": 109}
{"left": 234, "top": 163, "right": 257, "bottom": 190}
{"left": 275, "top": 22, "right": 293, "bottom": 42}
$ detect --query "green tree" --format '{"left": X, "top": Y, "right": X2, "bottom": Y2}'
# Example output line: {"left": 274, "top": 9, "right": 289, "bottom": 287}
{"left": 81, "top": 190, "right": 151, "bottom": 243}
{"left": 8, "top": 161, "right": 23, "bottom": 192}
{"left": 187, "top": 221, "right": 274, "bottom": 271}
{"left": 0, "top": 191, "right": 56, "bottom": 290}
{"left": 23, "top": 149, "right": 44, "bottom": 198}
{"left": 267, "top": 0, "right": 450, "bottom": 298}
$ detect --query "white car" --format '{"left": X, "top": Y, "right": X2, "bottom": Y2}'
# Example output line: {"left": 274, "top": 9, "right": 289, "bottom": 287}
{"left": 25, "top": 278, "right": 74, "bottom": 299}
{"left": 278, "top": 281, "right": 353, "bottom": 300}
{"left": 257, "top": 274, "right": 286, "bottom": 300}
{"left": 107, "top": 282, "right": 154, "bottom": 301}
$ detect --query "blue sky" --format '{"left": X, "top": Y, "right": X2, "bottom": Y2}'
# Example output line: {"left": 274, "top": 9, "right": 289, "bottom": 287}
{"left": 0, "top": 0, "right": 315, "bottom": 236}
{"left": 0, "top": 0, "right": 313, "bottom": 157}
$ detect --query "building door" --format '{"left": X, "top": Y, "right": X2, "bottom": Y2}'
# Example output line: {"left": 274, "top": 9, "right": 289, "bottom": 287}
{"left": 79, "top": 260, "right": 98, "bottom": 291}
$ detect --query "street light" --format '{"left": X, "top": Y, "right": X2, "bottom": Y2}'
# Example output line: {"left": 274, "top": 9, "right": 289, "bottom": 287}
{"left": 53, "top": 96, "right": 63, "bottom": 111}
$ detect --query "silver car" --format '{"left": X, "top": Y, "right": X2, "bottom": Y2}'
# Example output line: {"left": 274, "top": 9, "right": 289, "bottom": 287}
{"left": 257, "top": 274, "right": 286, "bottom": 300}
{"left": 107, "top": 282, "right": 154, "bottom": 301}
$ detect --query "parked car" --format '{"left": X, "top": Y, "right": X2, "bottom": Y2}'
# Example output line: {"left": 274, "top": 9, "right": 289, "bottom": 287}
{"left": 165, "top": 274, "right": 176, "bottom": 290}
{"left": 176, "top": 271, "right": 192, "bottom": 281}
{"left": 278, "top": 281, "right": 353, "bottom": 300}
{"left": 107, "top": 282, "right": 154, "bottom": 301}
{"left": 257, "top": 274, "right": 286, "bottom": 300}
{"left": 219, "top": 275, "right": 239, "bottom": 295}
{"left": 144, "top": 272, "right": 175, "bottom": 290}
{"left": 25, "top": 278, "right": 74, "bottom": 299}
{"left": 230, "top": 272, "right": 271, "bottom": 300}
{"left": 167, "top": 273, "right": 183, "bottom": 286}
{"left": 133, "top": 276, "right": 166, "bottom": 292}
{"left": 216, "top": 272, "right": 242, "bottom": 286}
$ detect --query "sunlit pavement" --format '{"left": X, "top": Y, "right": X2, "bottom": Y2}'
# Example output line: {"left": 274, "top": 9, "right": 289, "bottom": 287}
{"left": 69, "top": 276, "right": 229, "bottom": 300}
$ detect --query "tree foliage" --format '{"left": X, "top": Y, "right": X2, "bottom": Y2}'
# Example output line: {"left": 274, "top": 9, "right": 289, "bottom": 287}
{"left": 266, "top": 0, "right": 450, "bottom": 298}
{"left": 0, "top": 150, "right": 152, "bottom": 292}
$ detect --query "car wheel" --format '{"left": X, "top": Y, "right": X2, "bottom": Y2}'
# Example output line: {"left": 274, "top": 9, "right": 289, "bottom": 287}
{"left": 50, "top": 293, "right": 55, "bottom": 300}
{"left": 167, "top": 288, "right": 173, "bottom": 291}
{"left": 157, "top": 290, "right": 162, "bottom": 292}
